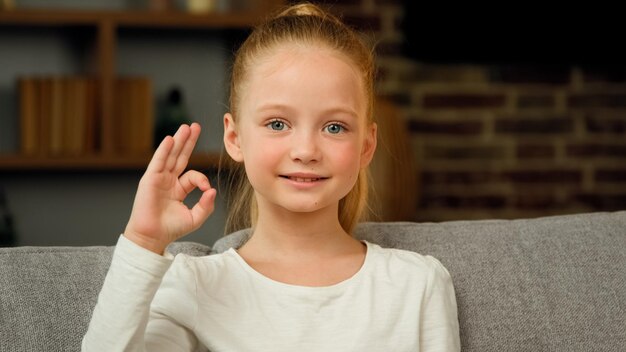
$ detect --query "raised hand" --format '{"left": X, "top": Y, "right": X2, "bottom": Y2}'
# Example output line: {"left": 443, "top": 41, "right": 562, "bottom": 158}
{"left": 123, "top": 123, "right": 217, "bottom": 254}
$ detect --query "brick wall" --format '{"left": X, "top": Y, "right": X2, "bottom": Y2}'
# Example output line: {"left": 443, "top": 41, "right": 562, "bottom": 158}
{"left": 311, "top": 0, "right": 626, "bottom": 221}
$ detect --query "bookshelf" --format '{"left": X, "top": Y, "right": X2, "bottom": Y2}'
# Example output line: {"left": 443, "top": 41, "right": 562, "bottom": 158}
{"left": 0, "top": 152, "right": 221, "bottom": 171}
{"left": 0, "top": 1, "right": 285, "bottom": 171}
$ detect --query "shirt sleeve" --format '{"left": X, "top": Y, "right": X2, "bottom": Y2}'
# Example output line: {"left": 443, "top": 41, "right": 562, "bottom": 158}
{"left": 420, "top": 256, "right": 461, "bottom": 352}
{"left": 81, "top": 235, "right": 203, "bottom": 352}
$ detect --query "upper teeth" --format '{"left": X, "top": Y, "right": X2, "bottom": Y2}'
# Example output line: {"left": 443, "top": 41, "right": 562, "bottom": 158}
{"left": 291, "top": 177, "right": 318, "bottom": 182}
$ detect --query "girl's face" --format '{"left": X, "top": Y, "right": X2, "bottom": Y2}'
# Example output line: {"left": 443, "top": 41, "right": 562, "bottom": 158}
{"left": 224, "top": 45, "right": 376, "bottom": 216}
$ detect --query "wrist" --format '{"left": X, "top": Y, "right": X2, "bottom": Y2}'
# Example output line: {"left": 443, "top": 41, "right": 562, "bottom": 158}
{"left": 122, "top": 231, "right": 167, "bottom": 255}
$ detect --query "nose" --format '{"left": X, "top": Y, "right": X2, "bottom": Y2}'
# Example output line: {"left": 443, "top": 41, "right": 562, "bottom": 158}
{"left": 289, "top": 130, "right": 321, "bottom": 164}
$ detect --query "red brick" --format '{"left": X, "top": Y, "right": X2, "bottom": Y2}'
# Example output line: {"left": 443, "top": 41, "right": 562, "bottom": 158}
{"left": 495, "top": 117, "right": 572, "bottom": 134}
{"left": 575, "top": 193, "right": 626, "bottom": 211}
{"left": 420, "top": 194, "right": 507, "bottom": 209}
{"left": 514, "top": 194, "right": 558, "bottom": 209}
{"left": 585, "top": 114, "right": 626, "bottom": 134}
{"left": 566, "top": 143, "right": 626, "bottom": 158}
{"left": 423, "top": 94, "right": 506, "bottom": 109}
{"left": 568, "top": 94, "right": 626, "bottom": 108}
{"left": 503, "top": 170, "right": 582, "bottom": 184}
{"left": 422, "top": 171, "right": 500, "bottom": 185}
{"left": 517, "top": 95, "right": 555, "bottom": 109}
{"left": 516, "top": 143, "right": 555, "bottom": 158}
{"left": 490, "top": 66, "right": 570, "bottom": 85}
{"left": 595, "top": 169, "right": 626, "bottom": 182}
{"left": 424, "top": 145, "right": 506, "bottom": 160}
{"left": 407, "top": 119, "right": 483, "bottom": 135}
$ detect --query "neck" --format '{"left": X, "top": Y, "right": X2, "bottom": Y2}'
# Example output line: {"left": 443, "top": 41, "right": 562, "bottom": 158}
{"left": 244, "top": 200, "right": 355, "bottom": 259}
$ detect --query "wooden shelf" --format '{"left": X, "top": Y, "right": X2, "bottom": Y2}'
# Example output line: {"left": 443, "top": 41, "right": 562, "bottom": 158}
{"left": 0, "top": 8, "right": 270, "bottom": 28}
{"left": 0, "top": 153, "right": 222, "bottom": 171}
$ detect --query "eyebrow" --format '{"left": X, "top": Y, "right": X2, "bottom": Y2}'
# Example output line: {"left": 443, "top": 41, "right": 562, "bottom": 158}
{"left": 256, "top": 103, "right": 359, "bottom": 119}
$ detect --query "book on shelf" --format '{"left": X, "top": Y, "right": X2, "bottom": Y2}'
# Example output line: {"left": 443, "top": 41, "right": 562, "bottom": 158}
{"left": 17, "top": 75, "right": 154, "bottom": 158}
{"left": 18, "top": 76, "right": 98, "bottom": 157}
{"left": 114, "top": 77, "right": 154, "bottom": 155}
{"left": 49, "top": 77, "right": 63, "bottom": 156}
{"left": 18, "top": 78, "right": 37, "bottom": 156}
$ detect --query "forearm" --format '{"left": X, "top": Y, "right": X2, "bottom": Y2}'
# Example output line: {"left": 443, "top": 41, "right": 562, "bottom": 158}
{"left": 82, "top": 235, "right": 173, "bottom": 351}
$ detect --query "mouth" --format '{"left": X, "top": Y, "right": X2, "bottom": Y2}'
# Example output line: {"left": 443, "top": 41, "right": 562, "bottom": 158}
{"left": 279, "top": 175, "right": 329, "bottom": 182}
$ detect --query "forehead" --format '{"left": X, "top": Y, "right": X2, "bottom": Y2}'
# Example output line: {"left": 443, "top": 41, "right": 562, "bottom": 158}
{"left": 254, "top": 44, "right": 359, "bottom": 78}
{"left": 241, "top": 45, "right": 366, "bottom": 115}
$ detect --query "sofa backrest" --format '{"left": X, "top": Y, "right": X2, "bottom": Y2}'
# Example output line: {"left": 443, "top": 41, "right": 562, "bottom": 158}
{"left": 0, "top": 242, "right": 211, "bottom": 352}
{"left": 1, "top": 211, "right": 624, "bottom": 351}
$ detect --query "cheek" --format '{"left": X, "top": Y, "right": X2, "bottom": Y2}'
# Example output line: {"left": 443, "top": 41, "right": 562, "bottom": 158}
{"left": 241, "top": 135, "right": 284, "bottom": 173}
{"left": 330, "top": 142, "right": 362, "bottom": 173}
{"left": 252, "top": 138, "right": 281, "bottom": 158}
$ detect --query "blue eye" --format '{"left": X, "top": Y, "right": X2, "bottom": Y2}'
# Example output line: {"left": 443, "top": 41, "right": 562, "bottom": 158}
{"left": 267, "top": 120, "right": 287, "bottom": 131}
{"left": 325, "top": 123, "right": 344, "bottom": 134}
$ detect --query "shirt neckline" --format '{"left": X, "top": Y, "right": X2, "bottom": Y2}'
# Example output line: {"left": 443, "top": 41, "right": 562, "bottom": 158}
{"left": 227, "top": 240, "right": 374, "bottom": 293}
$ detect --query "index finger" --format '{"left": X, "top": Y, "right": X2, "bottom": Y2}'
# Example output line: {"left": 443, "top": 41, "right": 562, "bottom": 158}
{"left": 146, "top": 135, "right": 174, "bottom": 174}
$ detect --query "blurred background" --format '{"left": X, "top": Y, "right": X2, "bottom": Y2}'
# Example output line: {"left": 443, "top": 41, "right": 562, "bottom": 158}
{"left": 1, "top": 0, "right": 625, "bottom": 247}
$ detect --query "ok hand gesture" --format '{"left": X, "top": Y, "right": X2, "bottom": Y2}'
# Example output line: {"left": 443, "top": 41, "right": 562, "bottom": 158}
{"left": 124, "top": 123, "right": 217, "bottom": 254}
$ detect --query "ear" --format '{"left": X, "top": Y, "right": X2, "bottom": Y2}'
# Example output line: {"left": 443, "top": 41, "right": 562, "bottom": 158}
{"left": 223, "top": 113, "right": 243, "bottom": 162}
{"left": 360, "top": 122, "right": 377, "bottom": 168}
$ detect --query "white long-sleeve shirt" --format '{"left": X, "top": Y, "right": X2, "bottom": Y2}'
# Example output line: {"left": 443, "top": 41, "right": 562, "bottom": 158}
{"left": 82, "top": 235, "right": 460, "bottom": 352}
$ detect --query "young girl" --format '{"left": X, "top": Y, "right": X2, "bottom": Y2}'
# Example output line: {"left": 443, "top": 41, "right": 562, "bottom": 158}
{"left": 82, "top": 3, "right": 460, "bottom": 351}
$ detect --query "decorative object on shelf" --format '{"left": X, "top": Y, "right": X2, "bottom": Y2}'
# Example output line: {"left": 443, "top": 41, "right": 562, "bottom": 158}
{"left": 155, "top": 86, "right": 192, "bottom": 148}
{"left": 186, "top": 0, "right": 216, "bottom": 13}
{"left": 0, "top": 186, "right": 16, "bottom": 247}
{"left": 0, "top": 0, "right": 14, "bottom": 11}
{"left": 148, "top": 0, "right": 173, "bottom": 11}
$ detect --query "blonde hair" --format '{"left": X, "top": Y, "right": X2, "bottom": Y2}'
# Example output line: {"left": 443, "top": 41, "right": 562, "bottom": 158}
{"left": 222, "top": 2, "right": 376, "bottom": 235}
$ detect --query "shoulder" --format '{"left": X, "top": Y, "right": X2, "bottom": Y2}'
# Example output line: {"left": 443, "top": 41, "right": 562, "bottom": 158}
{"left": 167, "top": 250, "right": 234, "bottom": 279}
{"left": 365, "top": 241, "right": 452, "bottom": 284}
{"left": 155, "top": 251, "right": 236, "bottom": 307}
{"left": 162, "top": 250, "right": 244, "bottom": 293}
{"left": 366, "top": 241, "right": 446, "bottom": 270}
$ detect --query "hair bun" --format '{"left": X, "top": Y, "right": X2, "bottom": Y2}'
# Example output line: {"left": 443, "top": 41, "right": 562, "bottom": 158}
{"left": 276, "top": 3, "right": 327, "bottom": 18}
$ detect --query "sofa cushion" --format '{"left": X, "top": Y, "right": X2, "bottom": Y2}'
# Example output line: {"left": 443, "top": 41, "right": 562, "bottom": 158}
{"left": 213, "top": 211, "right": 626, "bottom": 352}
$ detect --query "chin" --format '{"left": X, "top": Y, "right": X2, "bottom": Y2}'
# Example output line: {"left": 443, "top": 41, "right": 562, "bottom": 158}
{"left": 277, "top": 199, "right": 334, "bottom": 214}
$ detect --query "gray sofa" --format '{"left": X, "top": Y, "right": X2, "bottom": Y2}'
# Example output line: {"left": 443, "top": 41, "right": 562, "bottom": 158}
{"left": 1, "top": 211, "right": 625, "bottom": 351}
